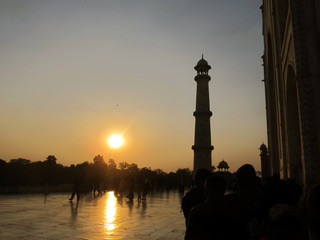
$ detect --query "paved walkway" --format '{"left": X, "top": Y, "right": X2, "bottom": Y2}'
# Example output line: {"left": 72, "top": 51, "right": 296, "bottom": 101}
{"left": 0, "top": 191, "right": 186, "bottom": 239}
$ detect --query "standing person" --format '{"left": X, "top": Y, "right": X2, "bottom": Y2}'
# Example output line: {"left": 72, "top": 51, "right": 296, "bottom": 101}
{"left": 69, "top": 171, "right": 83, "bottom": 201}
{"left": 142, "top": 178, "right": 149, "bottom": 200}
{"left": 135, "top": 177, "right": 142, "bottom": 202}
{"left": 126, "top": 177, "right": 135, "bottom": 201}
{"left": 181, "top": 168, "right": 212, "bottom": 226}
{"left": 223, "top": 164, "right": 262, "bottom": 239}
{"left": 185, "top": 174, "right": 226, "bottom": 240}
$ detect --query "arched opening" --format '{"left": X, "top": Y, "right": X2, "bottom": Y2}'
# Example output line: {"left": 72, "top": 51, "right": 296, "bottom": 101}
{"left": 285, "top": 65, "right": 302, "bottom": 183}
{"left": 267, "top": 34, "right": 280, "bottom": 175}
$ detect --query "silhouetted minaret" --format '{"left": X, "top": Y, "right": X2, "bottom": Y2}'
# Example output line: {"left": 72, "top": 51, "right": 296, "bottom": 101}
{"left": 259, "top": 143, "right": 270, "bottom": 178}
{"left": 192, "top": 55, "right": 214, "bottom": 173}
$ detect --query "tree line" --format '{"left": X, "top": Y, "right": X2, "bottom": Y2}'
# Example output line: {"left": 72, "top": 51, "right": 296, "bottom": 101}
{"left": 0, "top": 155, "right": 193, "bottom": 194}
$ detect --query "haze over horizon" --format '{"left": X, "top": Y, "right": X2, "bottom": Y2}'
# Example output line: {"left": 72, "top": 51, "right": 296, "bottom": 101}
{"left": 0, "top": 0, "right": 266, "bottom": 173}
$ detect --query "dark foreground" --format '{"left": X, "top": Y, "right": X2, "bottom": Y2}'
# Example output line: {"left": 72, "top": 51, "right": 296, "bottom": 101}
{"left": 0, "top": 191, "right": 185, "bottom": 240}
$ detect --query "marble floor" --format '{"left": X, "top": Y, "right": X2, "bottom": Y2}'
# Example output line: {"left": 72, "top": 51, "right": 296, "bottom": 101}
{"left": 0, "top": 191, "right": 186, "bottom": 240}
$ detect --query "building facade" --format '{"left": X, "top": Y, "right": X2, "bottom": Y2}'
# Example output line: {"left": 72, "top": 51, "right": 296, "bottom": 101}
{"left": 261, "top": 0, "right": 320, "bottom": 187}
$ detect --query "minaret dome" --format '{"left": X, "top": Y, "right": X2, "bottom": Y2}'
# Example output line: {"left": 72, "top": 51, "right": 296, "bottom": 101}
{"left": 194, "top": 55, "right": 211, "bottom": 74}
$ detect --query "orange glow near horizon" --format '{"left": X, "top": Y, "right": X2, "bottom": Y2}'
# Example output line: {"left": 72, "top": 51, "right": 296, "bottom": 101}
{"left": 104, "top": 191, "right": 117, "bottom": 234}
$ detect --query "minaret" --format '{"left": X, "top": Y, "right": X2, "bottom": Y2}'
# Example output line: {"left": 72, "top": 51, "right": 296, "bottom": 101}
{"left": 192, "top": 55, "right": 214, "bottom": 173}
{"left": 259, "top": 143, "right": 270, "bottom": 178}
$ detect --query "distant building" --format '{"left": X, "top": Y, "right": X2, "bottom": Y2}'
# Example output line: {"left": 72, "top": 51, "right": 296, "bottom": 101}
{"left": 192, "top": 56, "right": 214, "bottom": 173}
{"left": 261, "top": 0, "right": 320, "bottom": 187}
{"left": 217, "top": 160, "right": 229, "bottom": 172}
{"left": 259, "top": 143, "right": 270, "bottom": 179}
{"left": 215, "top": 161, "right": 234, "bottom": 189}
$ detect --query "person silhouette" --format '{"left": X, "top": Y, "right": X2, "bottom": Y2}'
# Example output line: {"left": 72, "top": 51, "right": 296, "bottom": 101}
{"left": 69, "top": 171, "right": 83, "bottom": 201}
{"left": 223, "top": 164, "right": 262, "bottom": 239}
{"left": 126, "top": 177, "right": 135, "bottom": 201}
{"left": 185, "top": 174, "right": 226, "bottom": 240}
{"left": 181, "top": 168, "right": 212, "bottom": 226}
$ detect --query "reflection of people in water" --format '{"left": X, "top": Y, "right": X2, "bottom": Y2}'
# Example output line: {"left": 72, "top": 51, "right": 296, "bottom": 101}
{"left": 70, "top": 201, "right": 79, "bottom": 226}
{"left": 70, "top": 201, "right": 79, "bottom": 217}
{"left": 116, "top": 178, "right": 126, "bottom": 198}
{"left": 126, "top": 199, "right": 134, "bottom": 210}
{"left": 137, "top": 199, "right": 147, "bottom": 218}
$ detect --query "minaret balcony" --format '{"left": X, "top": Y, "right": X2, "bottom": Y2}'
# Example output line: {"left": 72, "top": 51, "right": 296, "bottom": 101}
{"left": 194, "top": 74, "right": 211, "bottom": 82}
{"left": 192, "top": 145, "right": 214, "bottom": 150}
{"left": 193, "top": 111, "right": 212, "bottom": 117}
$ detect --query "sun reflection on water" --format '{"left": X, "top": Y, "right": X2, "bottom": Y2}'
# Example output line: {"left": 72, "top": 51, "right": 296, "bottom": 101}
{"left": 104, "top": 191, "right": 117, "bottom": 234}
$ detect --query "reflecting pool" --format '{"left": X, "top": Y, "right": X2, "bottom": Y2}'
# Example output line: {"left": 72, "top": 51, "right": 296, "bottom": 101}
{"left": 105, "top": 191, "right": 117, "bottom": 233}
{"left": 0, "top": 191, "right": 185, "bottom": 239}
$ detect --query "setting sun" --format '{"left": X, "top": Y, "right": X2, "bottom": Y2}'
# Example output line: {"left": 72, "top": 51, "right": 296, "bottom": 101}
{"left": 107, "top": 134, "right": 124, "bottom": 148}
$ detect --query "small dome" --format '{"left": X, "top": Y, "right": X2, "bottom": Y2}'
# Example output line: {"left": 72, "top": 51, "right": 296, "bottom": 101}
{"left": 259, "top": 143, "right": 268, "bottom": 155}
{"left": 218, "top": 160, "right": 229, "bottom": 169}
{"left": 259, "top": 143, "right": 267, "bottom": 150}
{"left": 196, "top": 58, "right": 208, "bottom": 66}
{"left": 194, "top": 54, "right": 211, "bottom": 72}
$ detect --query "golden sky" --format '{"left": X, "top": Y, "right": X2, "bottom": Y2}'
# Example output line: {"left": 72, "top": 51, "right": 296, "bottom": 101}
{"left": 0, "top": 0, "right": 266, "bottom": 172}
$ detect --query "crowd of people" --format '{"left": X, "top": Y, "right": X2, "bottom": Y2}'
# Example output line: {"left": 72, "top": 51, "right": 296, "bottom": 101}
{"left": 182, "top": 164, "right": 320, "bottom": 240}
{"left": 68, "top": 174, "right": 151, "bottom": 202}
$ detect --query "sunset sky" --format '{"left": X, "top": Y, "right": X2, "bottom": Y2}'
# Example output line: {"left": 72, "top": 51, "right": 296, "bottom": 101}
{"left": 0, "top": 0, "right": 266, "bottom": 173}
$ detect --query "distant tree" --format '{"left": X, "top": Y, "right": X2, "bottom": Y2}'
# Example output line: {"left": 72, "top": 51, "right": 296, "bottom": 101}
{"left": 140, "top": 167, "right": 152, "bottom": 177}
{"left": 152, "top": 168, "right": 167, "bottom": 190}
{"left": 75, "top": 161, "right": 92, "bottom": 191}
{"left": 29, "top": 161, "right": 47, "bottom": 186}
{"left": 43, "top": 155, "right": 59, "bottom": 185}
{"left": 176, "top": 168, "right": 192, "bottom": 177}
{"left": 76, "top": 161, "right": 90, "bottom": 168}
{"left": 105, "top": 159, "right": 118, "bottom": 190}
{"left": 4, "top": 158, "right": 33, "bottom": 186}
{"left": 154, "top": 169, "right": 165, "bottom": 175}
{"left": 128, "top": 163, "right": 139, "bottom": 173}
{"left": 108, "top": 159, "right": 117, "bottom": 169}
{"left": 0, "top": 159, "right": 7, "bottom": 186}
{"left": 176, "top": 168, "right": 193, "bottom": 189}
{"left": 45, "top": 155, "right": 57, "bottom": 165}
{"left": 93, "top": 155, "right": 105, "bottom": 165}
{"left": 0, "top": 159, "right": 6, "bottom": 167}
{"left": 119, "top": 162, "right": 130, "bottom": 171}
{"left": 92, "top": 155, "right": 107, "bottom": 193}
{"left": 0, "top": 153, "right": 202, "bottom": 194}
{"left": 9, "top": 158, "right": 31, "bottom": 165}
